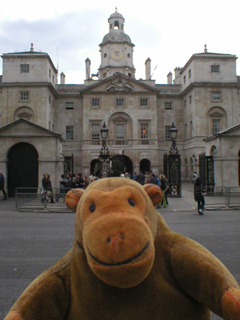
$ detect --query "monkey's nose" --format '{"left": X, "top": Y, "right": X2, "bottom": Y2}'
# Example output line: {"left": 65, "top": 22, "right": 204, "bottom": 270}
{"left": 107, "top": 234, "right": 125, "bottom": 253}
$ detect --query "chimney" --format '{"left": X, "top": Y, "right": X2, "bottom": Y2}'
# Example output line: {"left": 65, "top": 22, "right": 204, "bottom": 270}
{"left": 167, "top": 72, "right": 172, "bottom": 85}
{"left": 204, "top": 44, "right": 207, "bottom": 53}
{"left": 174, "top": 67, "right": 182, "bottom": 84}
{"left": 30, "top": 43, "right": 34, "bottom": 52}
{"left": 145, "top": 58, "right": 151, "bottom": 80}
{"left": 85, "top": 58, "right": 91, "bottom": 80}
{"left": 60, "top": 72, "right": 65, "bottom": 85}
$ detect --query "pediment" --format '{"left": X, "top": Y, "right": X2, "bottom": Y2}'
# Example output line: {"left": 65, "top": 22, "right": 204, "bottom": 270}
{"left": 209, "top": 111, "right": 224, "bottom": 118}
{"left": 0, "top": 119, "right": 62, "bottom": 139}
{"left": 80, "top": 73, "right": 159, "bottom": 94}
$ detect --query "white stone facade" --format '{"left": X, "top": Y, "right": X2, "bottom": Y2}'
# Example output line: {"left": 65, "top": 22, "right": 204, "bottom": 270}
{"left": 0, "top": 10, "right": 240, "bottom": 194}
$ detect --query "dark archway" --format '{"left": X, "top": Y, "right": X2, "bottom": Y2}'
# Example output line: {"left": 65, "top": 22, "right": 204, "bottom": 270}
{"left": 111, "top": 155, "right": 133, "bottom": 177}
{"left": 140, "top": 159, "right": 151, "bottom": 174}
{"left": 8, "top": 143, "right": 39, "bottom": 197}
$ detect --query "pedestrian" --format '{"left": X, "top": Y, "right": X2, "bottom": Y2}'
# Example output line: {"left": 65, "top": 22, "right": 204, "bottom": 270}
{"left": 192, "top": 171, "right": 197, "bottom": 183}
{"left": 41, "top": 173, "right": 54, "bottom": 203}
{"left": 132, "top": 172, "right": 137, "bottom": 181}
{"left": 136, "top": 171, "right": 145, "bottom": 185}
{"left": 160, "top": 174, "right": 169, "bottom": 207}
{"left": 194, "top": 177, "right": 205, "bottom": 215}
{"left": 0, "top": 170, "right": 7, "bottom": 200}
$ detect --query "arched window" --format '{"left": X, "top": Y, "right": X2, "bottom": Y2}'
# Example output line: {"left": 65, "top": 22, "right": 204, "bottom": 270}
{"left": 114, "top": 20, "right": 119, "bottom": 29}
{"left": 208, "top": 107, "right": 227, "bottom": 135}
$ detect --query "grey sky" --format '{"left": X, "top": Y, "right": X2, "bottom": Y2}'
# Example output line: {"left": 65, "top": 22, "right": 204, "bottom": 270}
{"left": 1, "top": 1, "right": 240, "bottom": 84}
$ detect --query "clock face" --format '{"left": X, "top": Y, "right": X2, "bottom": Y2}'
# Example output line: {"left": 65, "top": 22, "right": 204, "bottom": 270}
{"left": 111, "top": 50, "right": 123, "bottom": 61}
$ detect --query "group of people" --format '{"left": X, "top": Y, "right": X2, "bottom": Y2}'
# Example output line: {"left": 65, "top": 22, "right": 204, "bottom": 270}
{"left": 41, "top": 172, "right": 98, "bottom": 203}
{"left": 122, "top": 171, "right": 169, "bottom": 209}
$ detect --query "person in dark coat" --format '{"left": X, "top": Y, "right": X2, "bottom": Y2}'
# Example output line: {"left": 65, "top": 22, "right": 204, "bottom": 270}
{"left": 0, "top": 170, "right": 7, "bottom": 200}
{"left": 136, "top": 171, "right": 145, "bottom": 185}
{"left": 194, "top": 177, "right": 205, "bottom": 214}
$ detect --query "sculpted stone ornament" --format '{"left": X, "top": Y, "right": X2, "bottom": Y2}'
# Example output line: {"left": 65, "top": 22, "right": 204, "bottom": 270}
{"left": 4, "top": 178, "right": 240, "bottom": 320}
{"left": 105, "top": 78, "right": 134, "bottom": 92}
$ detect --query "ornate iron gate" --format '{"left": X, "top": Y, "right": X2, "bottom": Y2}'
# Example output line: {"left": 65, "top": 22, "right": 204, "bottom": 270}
{"left": 163, "top": 153, "right": 182, "bottom": 197}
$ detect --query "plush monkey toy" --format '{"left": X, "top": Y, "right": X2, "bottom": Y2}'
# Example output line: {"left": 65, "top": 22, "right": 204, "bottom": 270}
{"left": 4, "top": 178, "right": 240, "bottom": 320}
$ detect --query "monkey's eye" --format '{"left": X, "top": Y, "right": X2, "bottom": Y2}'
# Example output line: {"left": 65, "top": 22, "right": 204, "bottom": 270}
{"left": 128, "top": 198, "right": 136, "bottom": 207}
{"left": 89, "top": 203, "right": 96, "bottom": 213}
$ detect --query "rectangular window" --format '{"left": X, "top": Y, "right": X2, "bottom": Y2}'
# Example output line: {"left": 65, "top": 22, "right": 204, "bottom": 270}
{"left": 65, "top": 102, "right": 74, "bottom": 110}
{"left": 212, "top": 119, "right": 220, "bottom": 134}
{"left": 116, "top": 124, "right": 124, "bottom": 139}
{"left": 20, "top": 91, "right": 29, "bottom": 101}
{"left": 165, "top": 125, "right": 172, "bottom": 140}
{"left": 188, "top": 69, "right": 191, "bottom": 79}
{"left": 140, "top": 98, "right": 148, "bottom": 107}
{"left": 92, "top": 98, "right": 100, "bottom": 107}
{"left": 183, "top": 75, "right": 186, "bottom": 84}
{"left": 116, "top": 98, "right": 124, "bottom": 107}
{"left": 212, "top": 92, "right": 220, "bottom": 101}
{"left": 141, "top": 123, "right": 149, "bottom": 139}
{"left": 164, "top": 102, "right": 172, "bottom": 109}
{"left": 92, "top": 124, "right": 100, "bottom": 140}
{"left": 211, "top": 65, "right": 220, "bottom": 73}
{"left": 189, "top": 95, "right": 192, "bottom": 104}
{"left": 66, "top": 126, "right": 73, "bottom": 140}
{"left": 20, "top": 64, "right": 29, "bottom": 73}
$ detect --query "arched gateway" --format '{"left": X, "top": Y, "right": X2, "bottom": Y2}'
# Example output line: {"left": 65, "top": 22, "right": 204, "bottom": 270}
{"left": 7, "top": 143, "right": 38, "bottom": 197}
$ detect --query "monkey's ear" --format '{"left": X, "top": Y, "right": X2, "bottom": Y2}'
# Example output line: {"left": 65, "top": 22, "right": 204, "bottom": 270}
{"left": 143, "top": 184, "right": 163, "bottom": 206}
{"left": 65, "top": 189, "right": 84, "bottom": 212}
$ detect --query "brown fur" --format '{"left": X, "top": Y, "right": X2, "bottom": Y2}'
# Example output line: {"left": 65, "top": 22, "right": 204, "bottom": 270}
{"left": 4, "top": 178, "right": 240, "bottom": 319}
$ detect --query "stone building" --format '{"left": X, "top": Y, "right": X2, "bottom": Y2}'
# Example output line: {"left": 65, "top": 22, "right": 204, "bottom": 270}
{"left": 0, "top": 10, "right": 240, "bottom": 195}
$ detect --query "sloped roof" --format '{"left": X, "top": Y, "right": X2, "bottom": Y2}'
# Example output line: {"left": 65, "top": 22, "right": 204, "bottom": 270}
{"left": 79, "top": 72, "right": 160, "bottom": 93}
{"left": 0, "top": 118, "right": 63, "bottom": 140}
{"left": 204, "top": 123, "right": 240, "bottom": 141}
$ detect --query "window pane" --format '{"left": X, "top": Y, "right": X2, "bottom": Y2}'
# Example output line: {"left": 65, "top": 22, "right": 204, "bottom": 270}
{"left": 140, "top": 98, "right": 148, "bottom": 107}
{"left": 212, "top": 93, "right": 220, "bottom": 101}
{"left": 116, "top": 124, "right": 124, "bottom": 139}
{"left": 141, "top": 123, "right": 149, "bottom": 138}
{"left": 212, "top": 119, "right": 220, "bottom": 134}
{"left": 165, "top": 125, "right": 172, "bottom": 140}
{"left": 66, "top": 102, "right": 74, "bottom": 109}
{"left": 66, "top": 126, "right": 73, "bottom": 140}
{"left": 165, "top": 102, "right": 172, "bottom": 109}
{"left": 211, "top": 65, "right": 220, "bottom": 73}
{"left": 20, "top": 64, "right": 29, "bottom": 73}
{"left": 92, "top": 124, "right": 100, "bottom": 139}
{"left": 116, "top": 98, "right": 124, "bottom": 107}
{"left": 92, "top": 99, "right": 100, "bottom": 107}
{"left": 20, "top": 92, "right": 29, "bottom": 101}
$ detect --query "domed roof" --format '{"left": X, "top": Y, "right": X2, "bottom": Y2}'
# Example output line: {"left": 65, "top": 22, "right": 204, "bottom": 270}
{"left": 101, "top": 31, "right": 132, "bottom": 45}
{"left": 109, "top": 11, "right": 124, "bottom": 20}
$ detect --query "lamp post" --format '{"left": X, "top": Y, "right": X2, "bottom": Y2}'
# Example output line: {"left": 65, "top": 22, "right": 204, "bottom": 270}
{"left": 167, "top": 122, "right": 181, "bottom": 196}
{"left": 99, "top": 122, "right": 111, "bottom": 178}
{"left": 169, "top": 122, "right": 179, "bottom": 154}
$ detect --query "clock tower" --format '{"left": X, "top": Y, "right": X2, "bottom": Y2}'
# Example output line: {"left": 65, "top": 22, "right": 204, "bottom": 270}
{"left": 98, "top": 9, "right": 135, "bottom": 79}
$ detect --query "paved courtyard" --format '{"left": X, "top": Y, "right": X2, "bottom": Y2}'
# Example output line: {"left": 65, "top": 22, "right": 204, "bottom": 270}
{"left": 0, "top": 185, "right": 239, "bottom": 319}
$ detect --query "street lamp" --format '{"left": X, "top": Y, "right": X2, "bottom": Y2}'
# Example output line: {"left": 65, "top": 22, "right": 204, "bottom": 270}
{"left": 99, "top": 122, "right": 111, "bottom": 178}
{"left": 167, "top": 122, "right": 181, "bottom": 196}
{"left": 169, "top": 122, "right": 179, "bottom": 154}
